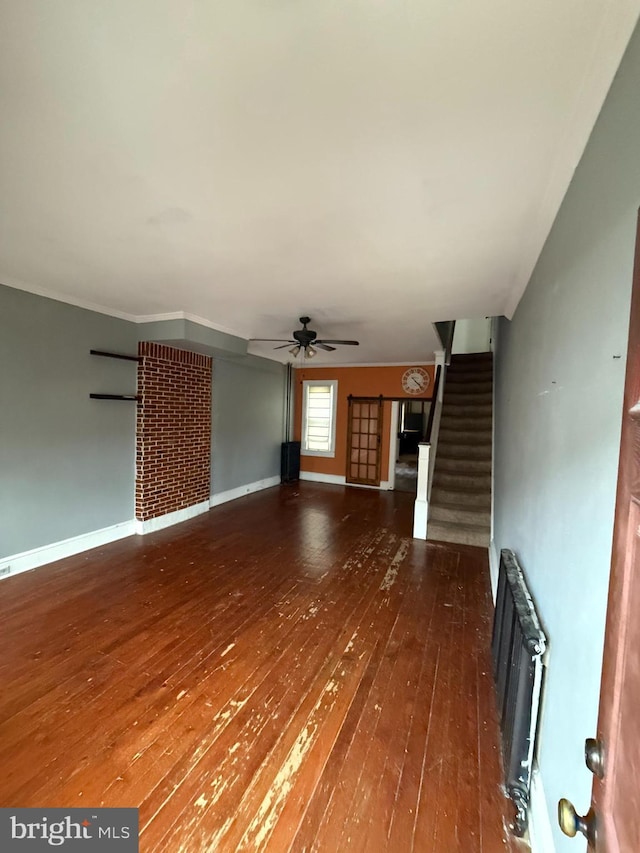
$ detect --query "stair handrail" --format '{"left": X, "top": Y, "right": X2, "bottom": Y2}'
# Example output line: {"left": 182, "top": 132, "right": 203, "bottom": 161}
{"left": 424, "top": 364, "right": 442, "bottom": 443}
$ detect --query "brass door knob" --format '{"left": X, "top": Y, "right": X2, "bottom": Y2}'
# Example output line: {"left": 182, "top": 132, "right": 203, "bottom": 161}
{"left": 558, "top": 798, "right": 597, "bottom": 846}
{"left": 585, "top": 737, "right": 605, "bottom": 778}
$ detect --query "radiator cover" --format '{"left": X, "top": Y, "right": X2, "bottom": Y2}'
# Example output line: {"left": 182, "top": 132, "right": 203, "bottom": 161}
{"left": 491, "top": 549, "right": 547, "bottom": 836}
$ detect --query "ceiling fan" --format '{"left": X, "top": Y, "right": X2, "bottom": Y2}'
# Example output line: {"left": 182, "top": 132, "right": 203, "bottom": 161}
{"left": 250, "top": 317, "right": 360, "bottom": 359}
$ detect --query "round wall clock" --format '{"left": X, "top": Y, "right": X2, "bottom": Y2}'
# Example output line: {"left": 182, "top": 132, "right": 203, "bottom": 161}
{"left": 402, "top": 367, "right": 430, "bottom": 395}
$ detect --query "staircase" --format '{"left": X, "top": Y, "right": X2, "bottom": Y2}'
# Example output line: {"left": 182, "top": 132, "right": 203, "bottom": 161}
{"left": 427, "top": 352, "right": 493, "bottom": 548}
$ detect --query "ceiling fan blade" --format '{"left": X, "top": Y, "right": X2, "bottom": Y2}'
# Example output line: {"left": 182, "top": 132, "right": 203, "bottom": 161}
{"left": 315, "top": 339, "right": 360, "bottom": 346}
{"left": 273, "top": 343, "right": 298, "bottom": 350}
{"left": 249, "top": 338, "right": 294, "bottom": 342}
{"left": 314, "top": 342, "right": 336, "bottom": 352}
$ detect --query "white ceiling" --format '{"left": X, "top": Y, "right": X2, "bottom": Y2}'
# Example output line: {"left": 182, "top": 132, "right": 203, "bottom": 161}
{"left": 1, "top": 1, "right": 638, "bottom": 365}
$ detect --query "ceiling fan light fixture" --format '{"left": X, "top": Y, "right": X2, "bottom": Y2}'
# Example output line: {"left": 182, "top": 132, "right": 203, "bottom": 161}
{"left": 251, "top": 318, "right": 359, "bottom": 359}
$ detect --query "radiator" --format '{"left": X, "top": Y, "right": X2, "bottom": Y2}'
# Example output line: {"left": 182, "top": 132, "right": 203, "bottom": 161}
{"left": 280, "top": 440, "right": 301, "bottom": 483}
{"left": 491, "top": 549, "right": 547, "bottom": 836}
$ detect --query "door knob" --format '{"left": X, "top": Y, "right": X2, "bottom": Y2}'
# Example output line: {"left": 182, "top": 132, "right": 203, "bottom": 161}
{"left": 585, "top": 737, "right": 605, "bottom": 778}
{"left": 558, "top": 798, "right": 597, "bottom": 846}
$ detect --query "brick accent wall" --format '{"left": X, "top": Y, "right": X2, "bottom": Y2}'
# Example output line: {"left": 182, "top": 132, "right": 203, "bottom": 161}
{"left": 136, "top": 343, "right": 212, "bottom": 521}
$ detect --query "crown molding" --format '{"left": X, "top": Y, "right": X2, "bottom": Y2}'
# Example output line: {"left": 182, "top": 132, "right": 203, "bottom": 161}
{"left": 292, "top": 360, "right": 436, "bottom": 369}
{"left": 0, "top": 275, "right": 138, "bottom": 321}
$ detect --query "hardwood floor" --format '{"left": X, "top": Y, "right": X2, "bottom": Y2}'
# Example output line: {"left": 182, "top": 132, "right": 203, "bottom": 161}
{"left": 0, "top": 483, "right": 523, "bottom": 852}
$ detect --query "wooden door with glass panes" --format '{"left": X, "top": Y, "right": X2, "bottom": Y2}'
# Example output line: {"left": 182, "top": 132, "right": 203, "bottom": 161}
{"left": 346, "top": 396, "right": 383, "bottom": 486}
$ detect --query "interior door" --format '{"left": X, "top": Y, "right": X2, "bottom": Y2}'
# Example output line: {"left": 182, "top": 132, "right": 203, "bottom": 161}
{"left": 346, "top": 396, "right": 383, "bottom": 486}
{"left": 588, "top": 213, "right": 640, "bottom": 850}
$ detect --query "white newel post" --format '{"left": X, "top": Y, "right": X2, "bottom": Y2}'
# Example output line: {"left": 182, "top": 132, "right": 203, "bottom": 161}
{"left": 413, "top": 350, "right": 446, "bottom": 540}
{"left": 413, "top": 442, "right": 430, "bottom": 539}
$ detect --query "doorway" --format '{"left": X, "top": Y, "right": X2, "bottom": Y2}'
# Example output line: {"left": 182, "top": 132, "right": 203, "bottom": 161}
{"left": 394, "top": 399, "right": 426, "bottom": 494}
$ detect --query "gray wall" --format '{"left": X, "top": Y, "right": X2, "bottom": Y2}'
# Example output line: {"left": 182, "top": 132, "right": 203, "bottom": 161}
{"left": 0, "top": 285, "right": 138, "bottom": 557}
{"left": 1, "top": 287, "right": 288, "bottom": 558}
{"left": 211, "top": 356, "right": 286, "bottom": 495}
{"left": 492, "top": 23, "right": 640, "bottom": 851}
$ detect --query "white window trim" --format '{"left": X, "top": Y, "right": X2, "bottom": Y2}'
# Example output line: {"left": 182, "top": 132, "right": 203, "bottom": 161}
{"left": 301, "top": 379, "right": 338, "bottom": 457}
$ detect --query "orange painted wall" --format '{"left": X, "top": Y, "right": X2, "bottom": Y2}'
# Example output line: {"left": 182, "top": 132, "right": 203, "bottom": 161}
{"left": 294, "top": 364, "right": 436, "bottom": 483}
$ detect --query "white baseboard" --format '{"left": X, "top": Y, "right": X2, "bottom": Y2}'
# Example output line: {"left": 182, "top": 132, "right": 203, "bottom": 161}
{"left": 209, "top": 475, "right": 281, "bottom": 508}
{"left": 300, "top": 471, "right": 346, "bottom": 485}
{"left": 0, "top": 520, "right": 136, "bottom": 580}
{"left": 135, "top": 500, "right": 210, "bottom": 534}
{"left": 489, "top": 539, "right": 500, "bottom": 602}
{"left": 528, "top": 766, "right": 556, "bottom": 853}
{"left": 300, "top": 471, "right": 392, "bottom": 491}
{"left": 347, "top": 480, "right": 393, "bottom": 491}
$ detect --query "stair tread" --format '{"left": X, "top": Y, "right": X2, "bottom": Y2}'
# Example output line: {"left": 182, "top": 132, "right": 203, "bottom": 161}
{"left": 445, "top": 393, "right": 493, "bottom": 400}
{"left": 451, "top": 353, "right": 492, "bottom": 361}
{"left": 436, "top": 459, "right": 492, "bottom": 472}
{"left": 430, "top": 505, "right": 491, "bottom": 527}
{"left": 433, "top": 475, "right": 492, "bottom": 487}
{"left": 447, "top": 371, "right": 493, "bottom": 378}
{"left": 442, "top": 401, "right": 493, "bottom": 409}
{"left": 428, "top": 518, "right": 490, "bottom": 532}
{"left": 438, "top": 443, "right": 492, "bottom": 449}
{"left": 447, "top": 372, "right": 494, "bottom": 382}
{"left": 444, "top": 396, "right": 493, "bottom": 404}
{"left": 440, "top": 415, "right": 493, "bottom": 422}
{"left": 439, "top": 429, "right": 492, "bottom": 439}
{"left": 446, "top": 383, "right": 493, "bottom": 388}
{"left": 436, "top": 452, "right": 491, "bottom": 460}
{"left": 437, "top": 448, "right": 492, "bottom": 459}
{"left": 431, "top": 499, "right": 490, "bottom": 514}
{"left": 431, "top": 485, "right": 491, "bottom": 499}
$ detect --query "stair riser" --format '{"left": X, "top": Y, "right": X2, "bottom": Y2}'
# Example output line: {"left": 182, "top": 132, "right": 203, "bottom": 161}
{"left": 437, "top": 429, "right": 492, "bottom": 445}
{"left": 437, "top": 443, "right": 492, "bottom": 460}
{"left": 430, "top": 504, "right": 491, "bottom": 526}
{"left": 446, "top": 370, "right": 494, "bottom": 384}
{"left": 439, "top": 417, "right": 493, "bottom": 431}
{"left": 451, "top": 353, "right": 492, "bottom": 363}
{"left": 433, "top": 472, "right": 492, "bottom": 490}
{"left": 445, "top": 382, "right": 493, "bottom": 395}
{"left": 436, "top": 457, "right": 492, "bottom": 473}
{"left": 440, "top": 406, "right": 493, "bottom": 419}
{"left": 427, "top": 522, "right": 490, "bottom": 548}
{"left": 430, "top": 488, "right": 491, "bottom": 508}
{"left": 444, "top": 393, "right": 493, "bottom": 406}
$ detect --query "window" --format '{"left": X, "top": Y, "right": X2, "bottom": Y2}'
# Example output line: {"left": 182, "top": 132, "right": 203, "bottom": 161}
{"left": 302, "top": 380, "right": 338, "bottom": 456}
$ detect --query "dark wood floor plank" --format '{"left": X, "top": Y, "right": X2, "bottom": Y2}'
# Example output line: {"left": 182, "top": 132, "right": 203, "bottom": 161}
{"left": 266, "top": 540, "right": 417, "bottom": 853}
{"left": 384, "top": 564, "right": 447, "bottom": 852}
{"left": 203, "top": 534, "right": 411, "bottom": 852}
{"left": 332, "top": 546, "right": 436, "bottom": 851}
{"left": 139, "top": 532, "right": 398, "bottom": 850}
{"left": 370, "top": 546, "right": 446, "bottom": 850}
{"left": 0, "top": 484, "right": 523, "bottom": 852}
{"left": 406, "top": 546, "right": 459, "bottom": 851}
{"left": 300, "top": 575, "right": 412, "bottom": 849}
{"left": 0, "top": 535, "right": 264, "bottom": 723}
{"left": 2, "top": 568, "right": 298, "bottom": 803}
